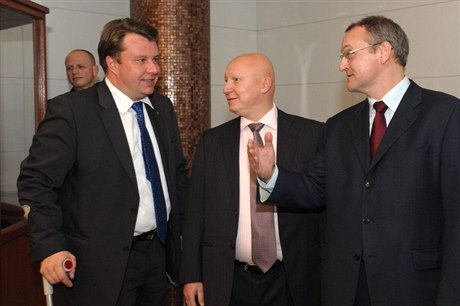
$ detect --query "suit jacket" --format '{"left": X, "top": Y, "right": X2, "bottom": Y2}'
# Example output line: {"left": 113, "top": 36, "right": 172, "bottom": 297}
{"left": 17, "top": 81, "right": 189, "bottom": 306}
{"left": 270, "top": 81, "right": 460, "bottom": 306}
{"left": 181, "top": 109, "right": 324, "bottom": 306}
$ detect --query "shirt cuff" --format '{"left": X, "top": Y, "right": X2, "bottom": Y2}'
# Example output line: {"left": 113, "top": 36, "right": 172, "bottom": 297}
{"left": 257, "top": 166, "right": 279, "bottom": 202}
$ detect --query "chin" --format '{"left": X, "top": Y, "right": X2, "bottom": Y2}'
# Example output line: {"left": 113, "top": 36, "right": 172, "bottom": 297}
{"left": 228, "top": 105, "right": 238, "bottom": 114}
{"left": 346, "top": 82, "right": 356, "bottom": 92}
{"left": 142, "top": 89, "right": 155, "bottom": 96}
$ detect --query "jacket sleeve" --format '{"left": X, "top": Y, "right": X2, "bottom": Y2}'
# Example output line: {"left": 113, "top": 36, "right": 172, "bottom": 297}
{"left": 180, "top": 133, "right": 206, "bottom": 284}
{"left": 17, "top": 96, "right": 77, "bottom": 262}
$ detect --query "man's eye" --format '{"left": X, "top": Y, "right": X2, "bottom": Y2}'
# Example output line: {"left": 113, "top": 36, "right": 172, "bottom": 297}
{"left": 340, "top": 51, "right": 352, "bottom": 60}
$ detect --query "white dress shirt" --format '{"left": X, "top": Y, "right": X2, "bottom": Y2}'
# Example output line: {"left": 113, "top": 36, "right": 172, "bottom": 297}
{"left": 235, "top": 104, "right": 283, "bottom": 263}
{"left": 368, "top": 76, "right": 410, "bottom": 133}
{"left": 105, "top": 78, "right": 171, "bottom": 236}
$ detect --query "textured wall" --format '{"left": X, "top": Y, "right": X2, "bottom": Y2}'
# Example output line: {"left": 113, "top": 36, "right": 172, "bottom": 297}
{"left": 131, "top": 0, "right": 211, "bottom": 166}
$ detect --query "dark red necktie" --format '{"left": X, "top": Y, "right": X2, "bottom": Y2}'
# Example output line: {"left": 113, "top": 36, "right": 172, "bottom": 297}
{"left": 370, "top": 101, "right": 388, "bottom": 158}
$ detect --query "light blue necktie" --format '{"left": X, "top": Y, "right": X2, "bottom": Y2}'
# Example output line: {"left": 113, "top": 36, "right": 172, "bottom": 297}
{"left": 131, "top": 102, "right": 167, "bottom": 244}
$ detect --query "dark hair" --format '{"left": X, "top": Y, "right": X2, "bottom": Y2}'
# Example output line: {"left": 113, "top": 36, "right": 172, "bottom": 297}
{"left": 346, "top": 15, "right": 409, "bottom": 67}
{"left": 98, "top": 18, "right": 158, "bottom": 72}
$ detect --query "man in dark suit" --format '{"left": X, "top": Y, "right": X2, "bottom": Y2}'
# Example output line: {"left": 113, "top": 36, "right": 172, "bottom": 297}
{"left": 181, "top": 53, "right": 323, "bottom": 306}
{"left": 249, "top": 16, "right": 460, "bottom": 306}
{"left": 17, "top": 18, "right": 188, "bottom": 306}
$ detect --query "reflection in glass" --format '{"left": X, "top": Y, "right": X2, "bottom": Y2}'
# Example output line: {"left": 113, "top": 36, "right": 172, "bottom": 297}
{"left": 0, "top": 10, "right": 34, "bottom": 206}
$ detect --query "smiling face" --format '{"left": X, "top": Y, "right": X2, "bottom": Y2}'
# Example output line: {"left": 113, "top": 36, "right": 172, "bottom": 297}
{"left": 223, "top": 54, "right": 274, "bottom": 121}
{"left": 65, "top": 50, "right": 99, "bottom": 90}
{"left": 105, "top": 33, "right": 160, "bottom": 101}
{"left": 339, "top": 26, "right": 382, "bottom": 96}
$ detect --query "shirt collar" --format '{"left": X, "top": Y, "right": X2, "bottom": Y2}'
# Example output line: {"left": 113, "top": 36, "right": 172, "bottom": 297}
{"left": 240, "top": 104, "right": 278, "bottom": 131}
{"left": 368, "top": 76, "right": 410, "bottom": 112}
{"left": 104, "top": 78, "right": 153, "bottom": 114}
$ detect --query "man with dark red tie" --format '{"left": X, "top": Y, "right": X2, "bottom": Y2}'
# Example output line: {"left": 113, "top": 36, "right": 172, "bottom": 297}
{"left": 249, "top": 15, "right": 460, "bottom": 306}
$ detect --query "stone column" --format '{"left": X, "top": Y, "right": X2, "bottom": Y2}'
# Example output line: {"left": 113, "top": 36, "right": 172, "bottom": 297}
{"left": 131, "top": 1, "right": 210, "bottom": 305}
{"left": 131, "top": 0, "right": 210, "bottom": 166}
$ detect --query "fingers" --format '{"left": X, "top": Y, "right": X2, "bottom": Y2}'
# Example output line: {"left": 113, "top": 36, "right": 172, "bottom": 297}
{"left": 247, "top": 132, "right": 276, "bottom": 181}
{"left": 40, "top": 251, "right": 76, "bottom": 288}
{"left": 183, "top": 282, "right": 205, "bottom": 306}
{"left": 264, "top": 131, "right": 273, "bottom": 144}
{"left": 247, "top": 139, "right": 259, "bottom": 169}
{"left": 197, "top": 288, "right": 205, "bottom": 306}
{"left": 63, "top": 256, "right": 77, "bottom": 280}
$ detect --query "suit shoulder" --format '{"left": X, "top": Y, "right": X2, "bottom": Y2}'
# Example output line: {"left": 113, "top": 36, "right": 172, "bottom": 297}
{"left": 288, "top": 114, "right": 323, "bottom": 129}
{"left": 278, "top": 110, "right": 324, "bottom": 128}
{"left": 197, "top": 118, "right": 239, "bottom": 142}
{"left": 48, "top": 85, "right": 99, "bottom": 110}
{"left": 420, "top": 87, "right": 459, "bottom": 105}
{"left": 326, "top": 101, "right": 366, "bottom": 125}
{"left": 148, "top": 92, "right": 174, "bottom": 112}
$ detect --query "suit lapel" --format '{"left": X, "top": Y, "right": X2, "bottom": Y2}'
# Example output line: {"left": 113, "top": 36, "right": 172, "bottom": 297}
{"left": 276, "top": 110, "right": 296, "bottom": 168}
{"left": 370, "top": 82, "right": 420, "bottom": 168}
{"left": 97, "top": 83, "right": 138, "bottom": 188}
{"left": 145, "top": 94, "right": 175, "bottom": 194}
{"left": 274, "top": 110, "right": 295, "bottom": 220}
{"left": 221, "top": 118, "right": 241, "bottom": 205}
{"left": 145, "top": 98, "right": 169, "bottom": 169}
{"left": 349, "top": 101, "right": 370, "bottom": 172}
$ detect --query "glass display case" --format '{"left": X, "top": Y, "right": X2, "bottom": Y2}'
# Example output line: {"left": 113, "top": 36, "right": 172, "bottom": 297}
{"left": 0, "top": 1, "right": 48, "bottom": 304}
{"left": 0, "top": 0, "right": 48, "bottom": 222}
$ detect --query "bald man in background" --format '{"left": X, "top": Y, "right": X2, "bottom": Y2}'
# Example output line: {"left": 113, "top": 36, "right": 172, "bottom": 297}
{"left": 65, "top": 49, "right": 99, "bottom": 91}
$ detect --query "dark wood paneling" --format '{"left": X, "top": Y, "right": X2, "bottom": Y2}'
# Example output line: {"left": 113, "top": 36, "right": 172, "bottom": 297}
{"left": 1, "top": 220, "right": 45, "bottom": 306}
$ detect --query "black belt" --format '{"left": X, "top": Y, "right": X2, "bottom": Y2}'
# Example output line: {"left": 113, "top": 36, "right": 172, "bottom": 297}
{"left": 234, "top": 260, "right": 282, "bottom": 274}
{"left": 132, "top": 229, "right": 157, "bottom": 242}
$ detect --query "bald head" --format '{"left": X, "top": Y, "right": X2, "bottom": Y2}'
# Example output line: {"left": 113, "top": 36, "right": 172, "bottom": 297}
{"left": 223, "top": 53, "right": 276, "bottom": 121}
{"left": 65, "top": 49, "right": 99, "bottom": 90}
{"left": 229, "top": 53, "right": 275, "bottom": 89}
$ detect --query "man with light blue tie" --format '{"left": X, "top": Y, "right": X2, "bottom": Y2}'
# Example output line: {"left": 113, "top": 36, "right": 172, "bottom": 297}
{"left": 18, "top": 18, "right": 188, "bottom": 306}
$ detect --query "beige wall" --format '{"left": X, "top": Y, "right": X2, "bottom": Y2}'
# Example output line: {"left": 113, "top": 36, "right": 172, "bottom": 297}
{"left": 211, "top": 0, "right": 460, "bottom": 125}
{"left": 1, "top": 0, "right": 459, "bottom": 202}
{"left": 0, "top": 0, "right": 130, "bottom": 203}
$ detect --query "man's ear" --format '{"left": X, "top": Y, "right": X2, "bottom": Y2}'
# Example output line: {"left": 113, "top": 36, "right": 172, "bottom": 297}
{"left": 106, "top": 56, "right": 118, "bottom": 74}
{"left": 93, "top": 65, "right": 100, "bottom": 78}
{"left": 379, "top": 41, "right": 393, "bottom": 64}
{"left": 261, "top": 76, "right": 273, "bottom": 94}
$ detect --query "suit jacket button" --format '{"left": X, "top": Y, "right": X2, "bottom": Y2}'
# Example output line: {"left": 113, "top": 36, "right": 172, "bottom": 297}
{"left": 230, "top": 243, "right": 235, "bottom": 249}
{"left": 362, "top": 217, "right": 372, "bottom": 224}
{"left": 354, "top": 254, "right": 361, "bottom": 261}
{"left": 364, "top": 181, "right": 371, "bottom": 188}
